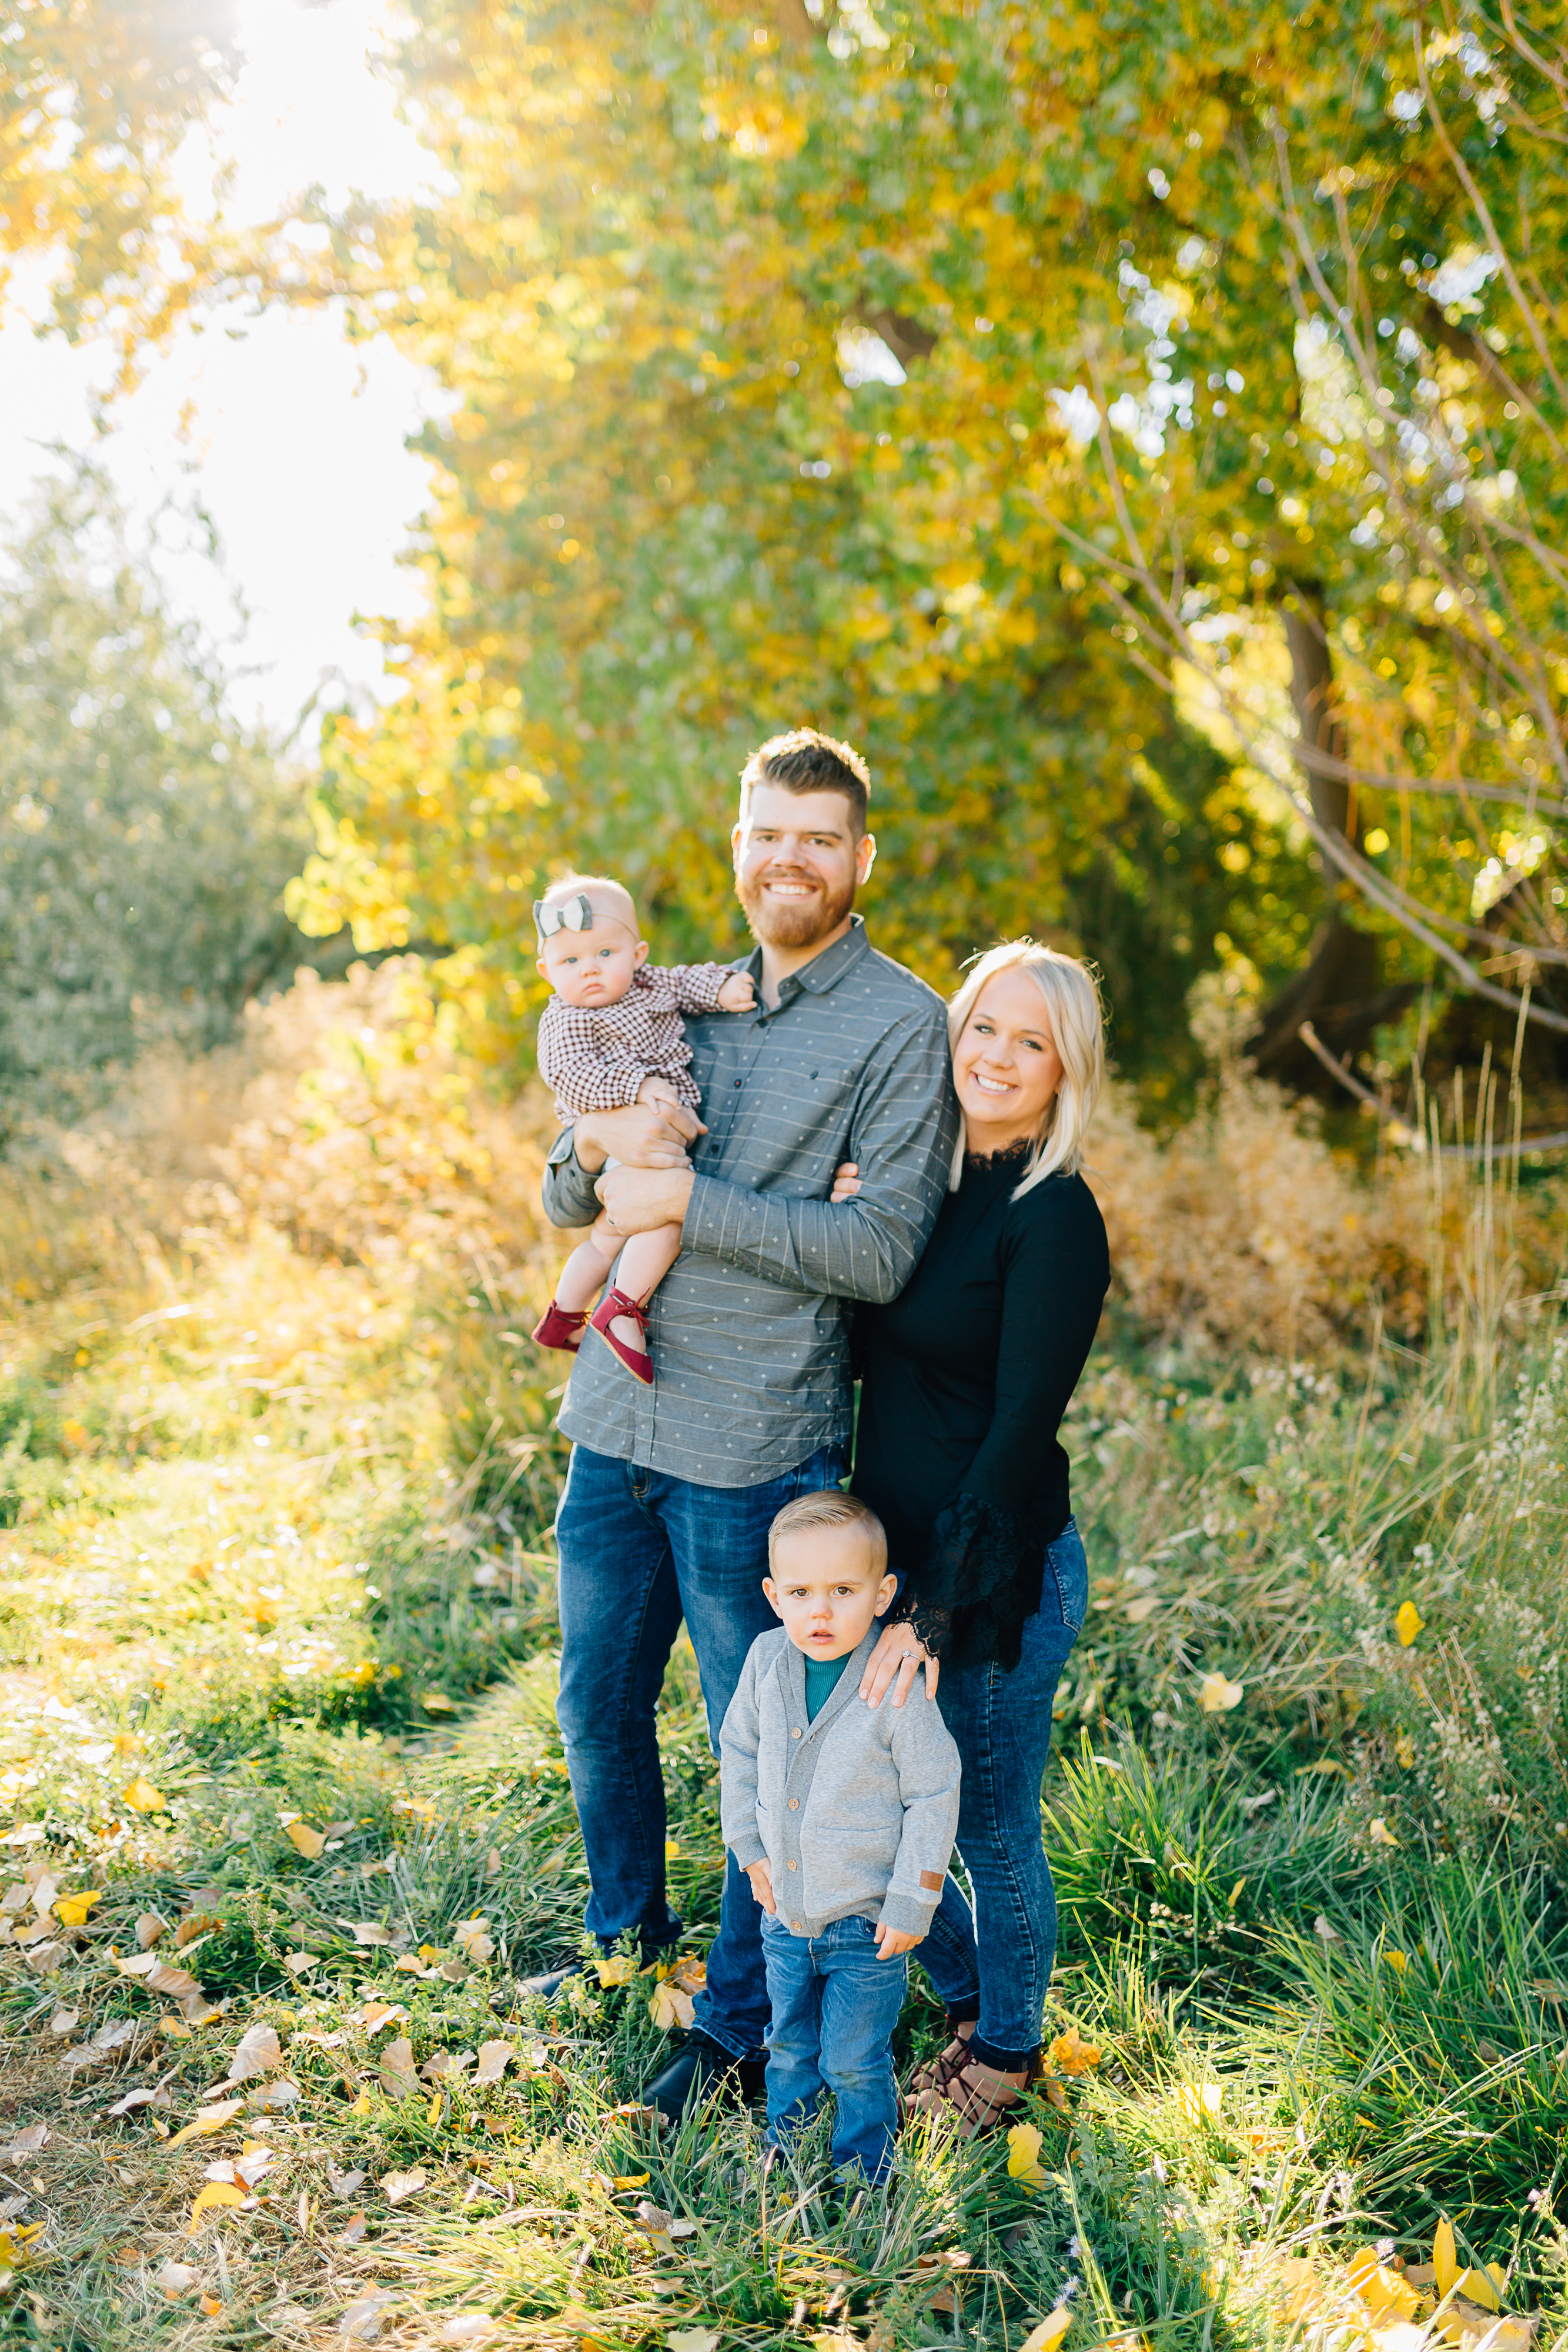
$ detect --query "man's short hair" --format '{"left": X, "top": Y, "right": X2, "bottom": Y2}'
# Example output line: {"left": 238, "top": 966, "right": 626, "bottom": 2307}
{"left": 739, "top": 728, "right": 871, "bottom": 837}
{"left": 767, "top": 1489, "right": 888, "bottom": 1576}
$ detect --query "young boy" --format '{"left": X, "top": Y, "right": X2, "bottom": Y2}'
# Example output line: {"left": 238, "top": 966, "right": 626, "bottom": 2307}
{"left": 720, "top": 1492, "right": 961, "bottom": 2186}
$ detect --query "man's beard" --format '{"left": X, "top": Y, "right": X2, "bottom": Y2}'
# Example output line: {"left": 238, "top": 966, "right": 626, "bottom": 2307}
{"left": 737, "top": 867, "right": 857, "bottom": 950}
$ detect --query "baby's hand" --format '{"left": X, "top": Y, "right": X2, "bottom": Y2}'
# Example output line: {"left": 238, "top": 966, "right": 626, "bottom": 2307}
{"left": 874, "top": 1920, "right": 920, "bottom": 1959}
{"left": 830, "top": 1161, "right": 861, "bottom": 1204}
{"left": 745, "top": 1859, "right": 776, "bottom": 1915}
{"left": 717, "top": 973, "right": 756, "bottom": 1013}
{"left": 637, "top": 1074, "right": 683, "bottom": 1108}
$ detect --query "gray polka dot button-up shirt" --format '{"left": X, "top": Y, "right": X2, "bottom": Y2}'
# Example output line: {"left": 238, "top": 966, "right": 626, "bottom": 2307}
{"left": 541, "top": 916, "right": 958, "bottom": 1488}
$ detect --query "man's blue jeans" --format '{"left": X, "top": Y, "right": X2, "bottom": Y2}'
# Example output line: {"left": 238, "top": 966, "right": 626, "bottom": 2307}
{"left": 553, "top": 1439, "right": 845, "bottom": 2062}
{"left": 761, "top": 1911, "right": 905, "bottom": 2183}
{"left": 919, "top": 1518, "right": 1087, "bottom": 2068}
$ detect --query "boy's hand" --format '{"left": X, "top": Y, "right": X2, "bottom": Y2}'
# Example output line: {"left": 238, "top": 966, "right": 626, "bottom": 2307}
{"left": 874, "top": 1921, "right": 920, "bottom": 1958}
{"left": 718, "top": 973, "right": 756, "bottom": 1013}
{"left": 745, "top": 1859, "right": 776, "bottom": 1915}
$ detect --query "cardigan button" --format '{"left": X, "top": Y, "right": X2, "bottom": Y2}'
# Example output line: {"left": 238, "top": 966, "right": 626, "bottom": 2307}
{"left": 791, "top": 1727, "right": 802, "bottom": 1739}
{"left": 786, "top": 1860, "right": 797, "bottom": 1871}
{"left": 788, "top": 1798, "right": 799, "bottom": 1810}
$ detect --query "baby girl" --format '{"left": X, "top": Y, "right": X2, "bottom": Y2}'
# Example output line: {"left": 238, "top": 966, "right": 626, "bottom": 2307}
{"left": 529, "top": 873, "right": 755, "bottom": 1383}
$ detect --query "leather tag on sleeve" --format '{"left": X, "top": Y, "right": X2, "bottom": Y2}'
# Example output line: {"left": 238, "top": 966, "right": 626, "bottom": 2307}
{"left": 920, "top": 1870, "right": 943, "bottom": 1892}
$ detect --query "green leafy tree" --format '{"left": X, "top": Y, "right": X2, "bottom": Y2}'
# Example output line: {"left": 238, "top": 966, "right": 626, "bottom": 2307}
{"left": 0, "top": 463, "right": 307, "bottom": 1107}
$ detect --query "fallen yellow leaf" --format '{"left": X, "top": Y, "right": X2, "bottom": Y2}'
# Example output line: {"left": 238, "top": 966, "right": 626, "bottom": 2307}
{"left": 1383, "top": 1949, "right": 1409, "bottom": 1977}
{"left": 1196, "top": 1672, "right": 1244, "bottom": 1714}
{"left": 1019, "top": 2311, "right": 1073, "bottom": 2352}
{"left": 280, "top": 1816, "right": 326, "bottom": 1859}
{"left": 664, "top": 1839, "right": 683, "bottom": 1860}
{"left": 596, "top": 1954, "right": 638, "bottom": 1987}
{"left": 1047, "top": 2026, "right": 1101, "bottom": 2076}
{"left": 1006, "top": 2122, "right": 1048, "bottom": 2186}
{"left": 189, "top": 2181, "right": 246, "bottom": 2229}
{"left": 1176, "top": 2080, "right": 1224, "bottom": 2124}
{"left": 166, "top": 2100, "right": 244, "bottom": 2151}
{"left": 1369, "top": 1816, "right": 1402, "bottom": 1849}
{"left": 200, "top": 2294, "right": 223, "bottom": 2317}
{"left": 1433, "top": 2219, "right": 1458, "bottom": 2298}
{"left": 122, "top": 1778, "right": 166, "bottom": 1813}
{"left": 54, "top": 1889, "right": 103, "bottom": 1928}
{"left": 1453, "top": 2268, "right": 1506, "bottom": 2314}
{"left": 1396, "top": 1601, "right": 1424, "bottom": 1647}
{"left": 1347, "top": 2250, "right": 1421, "bottom": 2322}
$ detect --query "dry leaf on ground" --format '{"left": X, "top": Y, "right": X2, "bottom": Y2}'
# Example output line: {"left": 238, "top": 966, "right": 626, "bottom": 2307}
{"left": 225, "top": 2023, "right": 282, "bottom": 2084}
{"left": 248, "top": 2077, "right": 299, "bottom": 2111}
{"left": 378, "top": 2038, "right": 419, "bottom": 2099}
{"left": 473, "top": 2040, "right": 513, "bottom": 2086}
{"left": 382, "top": 2167, "right": 427, "bottom": 2206}
{"left": 1020, "top": 2314, "right": 1074, "bottom": 2352}
{"left": 279, "top": 1815, "right": 325, "bottom": 1858}
{"left": 189, "top": 2181, "right": 246, "bottom": 2229}
{"left": 166, "top": 2100, "right": 243, "bottom": 2150}
{"left": 649, "top": 1980, "right": 695, "bottom": 2032}
{"left": 340, "top": 2290, "right": 397, "bottom": 2340}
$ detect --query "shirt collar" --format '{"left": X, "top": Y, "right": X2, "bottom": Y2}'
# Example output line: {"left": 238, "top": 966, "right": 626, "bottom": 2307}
{"left": 745, "top": 913, "right": 871, "bottom": 1005}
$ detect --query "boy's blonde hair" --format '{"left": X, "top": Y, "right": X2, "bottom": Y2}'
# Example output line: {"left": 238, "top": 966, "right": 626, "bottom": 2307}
{"left": 946, "top": 938, "right": 1106, "bottom": 1198}
{"left": 767, "top": 1490, "right": 888, "bottom": 1577}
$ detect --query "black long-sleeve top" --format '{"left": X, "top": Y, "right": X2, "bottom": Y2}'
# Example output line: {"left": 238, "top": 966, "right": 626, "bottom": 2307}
{"left": 850, "top": 1141, "right": 1110, "bottom": 1671}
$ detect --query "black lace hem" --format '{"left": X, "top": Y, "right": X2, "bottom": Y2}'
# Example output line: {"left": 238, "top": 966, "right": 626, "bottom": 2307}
{"left": 897, "top": 1487, "right": 1048, "bottom": 1672}
{"left": 889, "top": 1596, "right": 952, "bottom": 1658}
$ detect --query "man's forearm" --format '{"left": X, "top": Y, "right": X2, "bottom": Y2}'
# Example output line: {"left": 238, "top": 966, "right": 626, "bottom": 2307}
{"left": 682, "top": 1173, "right": 921, "bottom": 1304}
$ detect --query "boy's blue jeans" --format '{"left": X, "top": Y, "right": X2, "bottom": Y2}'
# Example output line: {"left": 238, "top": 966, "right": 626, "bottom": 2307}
{"left": 553, "top": 1439, "right": 845, "bottom": 2062}
{"left": 760, "top": 1912, "right": 906, "bottom": 2183}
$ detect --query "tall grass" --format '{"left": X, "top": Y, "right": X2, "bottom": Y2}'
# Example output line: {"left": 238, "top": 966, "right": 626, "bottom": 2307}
{"left": 0, "top": 961, "right": 1564, "bottom": 2349}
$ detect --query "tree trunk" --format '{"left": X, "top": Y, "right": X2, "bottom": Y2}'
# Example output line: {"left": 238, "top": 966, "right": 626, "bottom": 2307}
{"left": 1246, "top": 582, "right": 1412, "bottom": 1083}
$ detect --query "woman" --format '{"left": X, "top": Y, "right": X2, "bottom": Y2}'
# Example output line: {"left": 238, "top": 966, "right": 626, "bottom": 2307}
{"left": 840, "top": 938, "right": 1110, "bottom": 2134}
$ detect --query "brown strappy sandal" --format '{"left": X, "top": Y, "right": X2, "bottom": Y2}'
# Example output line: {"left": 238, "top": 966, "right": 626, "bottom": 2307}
{"left": 909, "top": 2049, "right": 1038, "bottom": 2139}
{"left": 907, "top": 2018, "right": 976, "bottom": 2099}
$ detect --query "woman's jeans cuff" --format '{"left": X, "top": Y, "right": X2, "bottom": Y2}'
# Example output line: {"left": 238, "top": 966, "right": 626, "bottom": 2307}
{"left": 971, "top": 2031, "right": 1039, "bottom": 2073}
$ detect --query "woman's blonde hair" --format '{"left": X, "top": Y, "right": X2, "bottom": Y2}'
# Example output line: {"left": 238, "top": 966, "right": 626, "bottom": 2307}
{"left": 946, "top": 940, "right": 1106, "bottom": 1197}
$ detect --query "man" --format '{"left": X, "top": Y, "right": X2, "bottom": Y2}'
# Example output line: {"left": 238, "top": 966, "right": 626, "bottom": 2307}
{"left": 534, "top": 727, "right": 957, "bottom": 2118}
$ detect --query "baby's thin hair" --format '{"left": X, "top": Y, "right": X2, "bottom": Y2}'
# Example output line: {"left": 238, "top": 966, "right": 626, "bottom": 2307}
{"left": 539, "top": 871, "right": 640, "bottom": 934}
{"left": 768, "top": 1489, "right": 887, "bottom": 1576}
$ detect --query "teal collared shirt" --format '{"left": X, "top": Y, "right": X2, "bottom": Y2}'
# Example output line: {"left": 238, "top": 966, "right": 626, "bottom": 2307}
{"left": 803, "top": 1648, "right": 852, "bottom": 1721}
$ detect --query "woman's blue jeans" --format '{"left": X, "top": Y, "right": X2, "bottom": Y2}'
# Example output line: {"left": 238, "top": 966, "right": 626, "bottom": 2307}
{"left": 919, "top": 1518, "right": 1086, "bottom": 2070}
{"left": 761, "top": 1911, "right": 907, "bottom": 2183}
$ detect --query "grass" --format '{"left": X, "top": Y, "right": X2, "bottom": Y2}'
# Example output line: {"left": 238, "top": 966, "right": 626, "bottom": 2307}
{"left": 1, "top": 1004, "right": 1566, "bottom": 2350}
